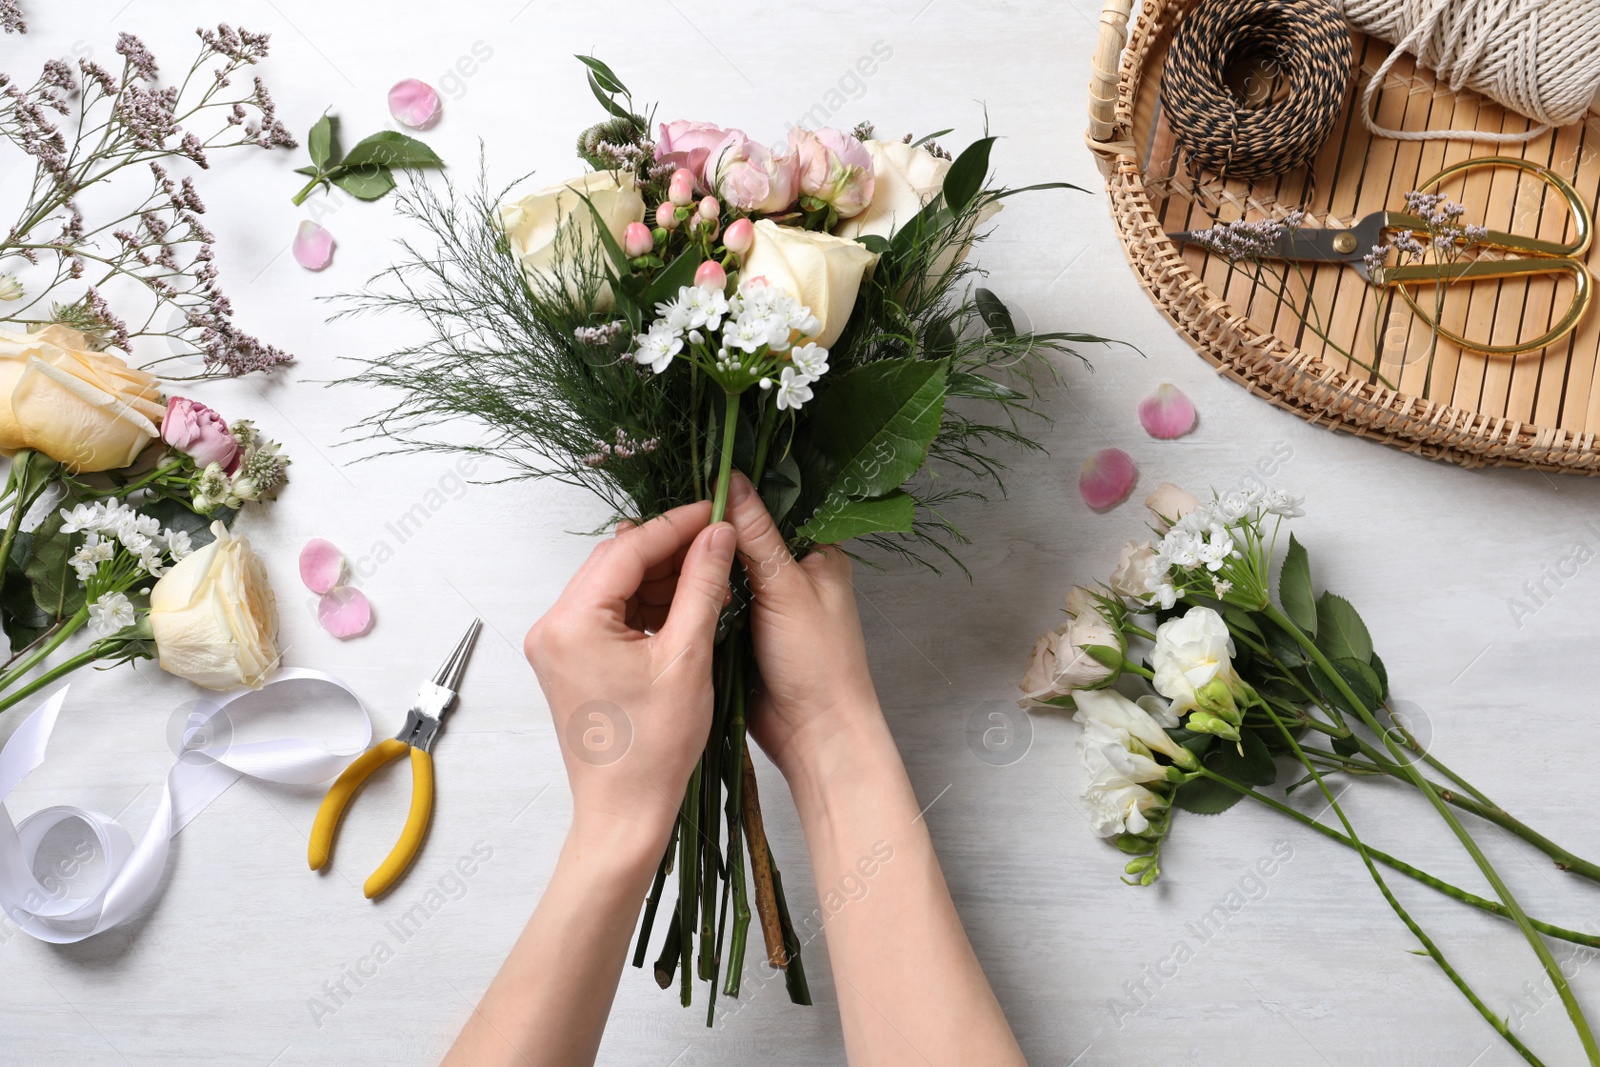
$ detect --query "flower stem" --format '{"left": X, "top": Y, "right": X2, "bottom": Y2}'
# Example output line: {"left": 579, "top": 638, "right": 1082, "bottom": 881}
{"left": 1199, "top": 768, "right": 1600, "bottom": 949}
{"left": 290, "top": 174, "right": 323, "bottom": 207}
{"left": 0, "top": 607, "right": 88, "bottom": 700}
{"left": 0, "top": 639, "right": 110, "bottom": 715}
{"left": 708, "top": 390, "right": 740, "bottom": 524}
{"left": 1263, "top": 603, "right": 1599, "bottom": 1064}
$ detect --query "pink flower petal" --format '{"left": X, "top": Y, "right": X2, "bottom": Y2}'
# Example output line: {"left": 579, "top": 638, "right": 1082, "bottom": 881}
{"left": 299, "top": 538, "right": 345, "bottom": 595}
{"left": 318, "top": 587, "right": 373, "bottom": 639}
{"left": 388, "top": 78, "right": 441, "bottom": 129}
{"left": 1079, "top": 448, "right": 1138, "bottom": 510}
{"left": 293, "top": 220, "right": 334, "bottom": 271}
{"left": 1139, "top": 383, "right": 1197, "bottom": 440}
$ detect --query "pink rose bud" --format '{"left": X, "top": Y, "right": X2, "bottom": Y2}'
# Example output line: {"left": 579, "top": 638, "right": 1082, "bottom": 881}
{"left": 624, "top": 221, "right": 654, "bottom": 258}
{"left": 655, "top": 201, "right": 678, "bottom": 230}
{"left": 723, "top": 217, "right": 754, "bottom": 256}
{"left": 162, "top": 396, "right": 241, "bottom": 474}
{"left": 697, "top": 196, "right": 720, "bottom": 220}
{"left": 668, "top": 168, "right": 696, "bottom": 207}
{"left": 694, "top": 260, "right": 728, "bottom": 290}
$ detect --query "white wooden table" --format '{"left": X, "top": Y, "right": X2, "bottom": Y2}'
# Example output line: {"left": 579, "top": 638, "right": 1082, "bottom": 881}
{"left": 5, "top": 2, "right": 1600, "bottom": 1064}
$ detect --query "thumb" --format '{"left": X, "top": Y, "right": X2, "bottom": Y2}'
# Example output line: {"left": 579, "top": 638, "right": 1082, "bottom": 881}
{"left": 655, "top": 521, "right": 735, "bottom": 657}
{"left": 724, "top": 472, "right": 805, "bottom": 605}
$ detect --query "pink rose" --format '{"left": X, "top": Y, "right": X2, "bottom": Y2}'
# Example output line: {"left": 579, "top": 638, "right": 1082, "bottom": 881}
{"left": 789, "top": 127, "right": 875, "bottom": 218}
{"left": 705, "top": 131, "right": 799, "bottom": 214}
{"left": 655, "top": 120, "right": 735, "bottom": 184}
{"left": 162, "top": 396, "right": 240, "bottom": 473}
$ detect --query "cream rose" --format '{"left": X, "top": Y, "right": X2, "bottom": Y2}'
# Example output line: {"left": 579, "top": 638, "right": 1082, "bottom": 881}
{"left": 149, "top": 520, "right": 279, "bottom": 690}
{"left": 740, "top": 219, "right": 877, "bottom": 349}
{"left": 1144, "top": 482, "right": 1201, "bottom": 533}
{"left": 1108, "top": 539, "right": 1161, "bottom": 600}
{"left": 499, "top": 170, "right": 646, "bottom": 311}
{"left": 0, "top": 326, "right": 164, "bottom": 472}
{"left": 835, "top": 139, "right": 1000, "bottom": 273}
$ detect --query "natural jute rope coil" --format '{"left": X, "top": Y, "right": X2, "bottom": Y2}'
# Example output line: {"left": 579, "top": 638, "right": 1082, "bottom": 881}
{"left": 1160, "top": 0, "right": 1355, "bottom": 181}
{"left": 1340, "top": 0, "right": 1600, "bottom": 142}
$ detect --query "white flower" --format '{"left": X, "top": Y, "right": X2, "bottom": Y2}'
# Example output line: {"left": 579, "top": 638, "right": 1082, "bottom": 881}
{"left": 59, "top": 503, "right": 103, "bottom": 534}
{"left": 87, "top": 591, "right": 136, "bottom": 637}
{"left": 1108, "top": 540, "right": 1161, "bottom": 600}
{"left": 1073, "top": 689, "right": 1192, "bottom": 837}
{"left": 634, "top": 320, "right": 684, "bottom": 374}
{"left": 683, "top": 284, "right": 730, "bottom": 331}
{"left": 1265, "top": 488, "right": 1305, "bottom": 517}
{"left": 1150, "top": 581, "right": 1178, "bottom": 610}
{"left": 1212, "top": 578, "right": 1233, "bottom": 598}
{"left": 774, "top": 367, "right": 814, "bottom": 411}
{"left": 1151, "top": 606, "right": 1239, "bottom": 716}
{"left": 1073, "top": 689, "right": 1188, "bottom": 759}
{"left": 1019, "top": 589, "right": 1123, "bottom": 706}
{"left": 69, "top": 533, "right": 115, "bottom": 582}
{"left": 1195, "top": 523, "right": 1237, "bottom": 572}
{"left": 789, "top": 342, "right": 829, "bottom": 382}
{"left": 163, "top": 528, "right": 193, "bottom": 561}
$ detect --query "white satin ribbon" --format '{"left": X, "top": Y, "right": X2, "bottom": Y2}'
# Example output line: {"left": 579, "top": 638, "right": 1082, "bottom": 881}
{"left": 0, "top": 668, "right": 371, "bottom": 943}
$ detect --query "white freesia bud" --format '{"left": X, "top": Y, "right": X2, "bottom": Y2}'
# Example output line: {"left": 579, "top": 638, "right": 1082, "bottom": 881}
{"left": 1151, "top": 606, "right": 1242, "bottom": 717}
{"left": 1073, "top": 688, "right": 1195, "bottom": 837}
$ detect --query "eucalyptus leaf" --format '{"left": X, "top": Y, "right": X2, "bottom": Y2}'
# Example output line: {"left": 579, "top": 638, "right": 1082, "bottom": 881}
{"left": 1315, "top": 593, "right": 1373, "bottom": 663}
{"left": 574, "top": 54, "right": 629, "bottom": 96}
{"left": 587, "top": 72, "right": 634, "bottom": 120}
{"left": 340, "top": 131, "right": 443, "bottom": 170}
{"left": 910, "top": 128, "right": 954, "bottom": 148}
{"left": 796, "top": 491, "right": 915, "bottom": 544}
{"left": 1278, "top": 534, "right": 1316, "bottom": 636}
{"left": 331, "top": 165, "right": 396, "bottom": 200}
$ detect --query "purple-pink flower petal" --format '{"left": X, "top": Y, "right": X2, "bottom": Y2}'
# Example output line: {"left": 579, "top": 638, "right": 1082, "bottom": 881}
{"left": 1079, "top": 448, "right": 1138, "bottom": 510}
{"left": 1139, "top": 383, "right": 1197, "bottom": 440}
{"left": 293, "top": 220, "right": 334, "bottom": 271}
{"left": 299, "top": 538, "right": 344, "bottom": 595}
{"left": 318, "top": 587, "right": 373, "bottom": 639}
{"left": 387, "top": 78, "right": 441, "bottom": 130}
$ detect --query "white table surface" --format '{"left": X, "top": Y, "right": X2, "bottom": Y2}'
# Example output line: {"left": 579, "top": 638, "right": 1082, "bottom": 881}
{"left": 5, "top": 2, "right": 1600, "bottom": 1064}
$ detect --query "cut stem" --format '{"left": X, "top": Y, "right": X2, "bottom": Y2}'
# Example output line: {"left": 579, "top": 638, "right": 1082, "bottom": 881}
{"left": 741, "top": 744, "right": 787, "bottom": 968}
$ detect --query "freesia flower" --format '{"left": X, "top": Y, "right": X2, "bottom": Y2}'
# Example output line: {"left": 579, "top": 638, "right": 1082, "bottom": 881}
{"left": 1151, "top": 606, "right": 1242, "bottom": 717}
{"left": 790, "top": 127, "right": 874, "bottom": 218}
{"left": 1073, "top": 688, "right": 1195, "bottom": 836}
{"left": 706, "top": 132, "right": 799, "bottom": 214}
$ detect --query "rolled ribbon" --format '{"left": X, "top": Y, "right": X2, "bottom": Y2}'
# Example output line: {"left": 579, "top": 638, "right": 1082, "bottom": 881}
{"left": 0, "top": 668, "right": 371, "bottom": 944}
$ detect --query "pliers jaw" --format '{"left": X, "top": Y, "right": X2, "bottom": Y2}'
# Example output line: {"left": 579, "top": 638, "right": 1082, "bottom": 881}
{"left": 393, "top": 681, "right": 456, "bottom": 753}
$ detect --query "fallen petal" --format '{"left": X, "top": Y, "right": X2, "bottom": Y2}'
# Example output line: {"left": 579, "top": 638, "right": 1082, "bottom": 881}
{"left": 299, "top": 537, "right": 345, "bottom": 595}
{"left": 388, "top": 78, "right": 441, "bottom": 129}
{"left": 1139, "top": 383, "right": 1197, "bottom": 440}
{"left": 293, "top": 220, "right": 334, "bottom": 271}
{"left": 1079, "top": 448, "right": 1138, "bottom": 510}
{"left": 318, "top": 587, "right": 373, "bottom": 639}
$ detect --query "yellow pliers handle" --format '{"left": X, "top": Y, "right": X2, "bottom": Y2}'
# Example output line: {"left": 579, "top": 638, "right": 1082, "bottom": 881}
{"left": 308, "top": 737, "right": 435, "bottom": 899}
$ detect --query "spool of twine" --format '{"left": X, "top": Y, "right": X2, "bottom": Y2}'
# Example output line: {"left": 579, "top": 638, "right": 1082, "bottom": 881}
{"left": 1338, "top": 0, "right": 1600, "bottom": 142}
{"left": 1160, "top": 0, "right": 1355, "bottom": 181}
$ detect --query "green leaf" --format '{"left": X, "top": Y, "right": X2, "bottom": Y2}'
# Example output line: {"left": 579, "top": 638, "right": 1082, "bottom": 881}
{"left": 574, "top": 54, "right": 629, "bottom": 96}
{"left": 760, "top": 447, "right": 802, "bottom": 525}
{"left": 1258, "top": 615, "right": 1305, "bottom": 667}
{"left": 331, "top": 165, "right": 396, "bottom": 200}
{"left": 1278, "top": 534, "right": 1316, "bottom": 636}
{"left": 293, "top": 164, "right": 320, "bottom": 177}
{"left": 23, "top": 509, "right": 84, "bottom": 622}
{"left": 308, "top": 112, "right": 334, "bottom": 169}
{"left": 339, "top": 131, "right": 442, "bottom": 170}
{"left": 921, "top": 319, "right": 956, "bottom": 361}
{"left": 1220, "top": 605, "right": 1264, "bottom": 642}
{"left": 2, "top": 530, "right": 49, "bottom": 651}
{"left": 1312, "top": 657, "right": 1381, "bottom": 717}
{"left": 587, "top": 72, "right": 634, "bottom": 120}
{"left": 942, "top": 135, "right": 996, "bottom": 215}
{"left": 1315, "top": 593, "right": 1372, "bottom": 663}
{"left": 1208, "top": 731, "right": 1277, "bottom": 787}
{"left": 910, "top": 127, "right": 954, "bottom": 148}
{"left": 138, "top": 497, "right": 235, "bottom": 546}
{"left": 1331, "top": 734, "right": 1361, "bottom": 756}
{"left": 797, "top": 358, "right": 947, "bottom": 502}
{"left": 1370, "top": 652, "right": 1389, "bottom": 701}
{"left": 945, "top": 371, "right": 1027, "bottom": 402}
{"left": 1173, "top": 774, "right": 1245, "bottom": 815}
{"left": 974, "top": 288, "right": 1016, "bottom": 339}
{"left": 796, "top": 491, "right": 915, "bottom": 543}
{"left": 855, "top": 234, "right": 890, "bottom": 256}
{"left": 642, "top": 246, "right": 703, "bottom": 310}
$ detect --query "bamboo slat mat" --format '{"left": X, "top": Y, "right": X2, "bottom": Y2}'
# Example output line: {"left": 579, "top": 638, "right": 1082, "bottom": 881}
{"left": 1090, "top": 0, "right": 1600, "bottom": 472}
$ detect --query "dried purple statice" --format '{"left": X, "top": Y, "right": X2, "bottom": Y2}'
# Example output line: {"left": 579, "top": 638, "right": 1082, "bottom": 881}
{"left": 1, "top": 0, "right": 25, "bottom": 35}
{"left": 0, "top": 25, "right": 297, "bottom": 377}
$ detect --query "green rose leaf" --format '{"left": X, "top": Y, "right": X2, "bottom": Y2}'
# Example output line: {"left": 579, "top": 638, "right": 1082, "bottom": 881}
{"left": 796, "top": 491, "right": 915, "bottom": 544}
{"left": 1173, "top": 774, "right": 1246, "bottom": 815}
{"left": 760, "top": 448, "right": 803, "bottom": 526}
{"left": 642, "top": 246, "right": 703, "bottom": 309}
{"left": 1315, "top": 592, "right": 1372, "bottom": 663}
{"left": 1312, "top": 656, "right": 1382, "bottom": 717}
{"left": 23, "top": 508, "right": 85, "bottom": 622}
{"left": 331, "top": 165, "right": 396, "bottom": 201}
{"left": 1208, "top": 730, "right": 1277, "bottom": 787}
{"left": 340, "top": 131, "right": 443, "bottom": 170}
{"left": 1278, "top": 533, "right": 1317, "bottom": 637}
{"left": 308, "top": 112, "right": 334, "bottom": 169}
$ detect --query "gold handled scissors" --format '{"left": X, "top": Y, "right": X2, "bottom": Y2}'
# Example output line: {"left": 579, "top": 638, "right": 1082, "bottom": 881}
{"left": 1168, "top": 156, "right": 1593, "bottom": 356}
{"left": 308, "top": 619, "right": 482, "bottom": 898}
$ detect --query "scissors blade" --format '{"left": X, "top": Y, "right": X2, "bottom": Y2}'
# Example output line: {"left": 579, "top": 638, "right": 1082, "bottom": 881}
{"left": 1168, "top": 213, "right": 1390, "bottom": 270}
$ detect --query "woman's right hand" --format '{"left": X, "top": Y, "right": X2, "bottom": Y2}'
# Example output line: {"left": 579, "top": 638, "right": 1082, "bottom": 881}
{"left": 722, "top": 472, "right": 884, "bottom": 783}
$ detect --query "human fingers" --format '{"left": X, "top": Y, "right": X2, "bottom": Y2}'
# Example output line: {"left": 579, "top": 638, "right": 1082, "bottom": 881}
{"left": 573, "top": 501, "right": 712, "bottom": 607}
{"left": 723, "top": 473, "right": 808, "bottom": 605}
{"left": 652, "top": 522, "right": 735, "bottom": 665}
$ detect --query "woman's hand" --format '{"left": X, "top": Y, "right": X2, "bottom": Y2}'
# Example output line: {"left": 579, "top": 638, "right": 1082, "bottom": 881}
{"left": 721, "top": 473, "right": 883, "bottom": 783}
{"left": 523, "top": 501, "right": 734, "bottom": 853}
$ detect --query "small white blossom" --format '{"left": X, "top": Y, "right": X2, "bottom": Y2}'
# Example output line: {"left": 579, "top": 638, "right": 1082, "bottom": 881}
{"left": 59, "top": 503, "right": 103, "bottom": 534}
{"left": 87, "top": 591, "right": 136, "bottom": 638}
{"left": 633, "top": 320, "right": 685, "bottom": 374}
{"left": 164, "top": 529, "right": 192, "bottom": 560}
{"left": 1264, "top": 489, "right": 1305, "bottom": 517}
{"left": 790, "top": 343, "right": 830, "bottom": 382}
{"left": 774, "top": 367, "right": 813, "bottom": 411}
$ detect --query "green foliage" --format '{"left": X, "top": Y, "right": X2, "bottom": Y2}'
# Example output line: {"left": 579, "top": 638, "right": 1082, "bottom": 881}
{"left": 292, "top": 117, "right": 442, "bottom": 205}
{"left": 1278, "top": 534, "right": 1316, "bottom": 636}
{"left": 796, "top": 491, "right": 915, "bottom": 543}
{"left": 1315, "top": 593, "right": 1373, "bottom": 662}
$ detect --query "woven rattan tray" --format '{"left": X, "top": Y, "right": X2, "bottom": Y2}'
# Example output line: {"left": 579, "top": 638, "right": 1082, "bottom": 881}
{"left": 1087, "top": 0, "right": 1600, "bottom": 472}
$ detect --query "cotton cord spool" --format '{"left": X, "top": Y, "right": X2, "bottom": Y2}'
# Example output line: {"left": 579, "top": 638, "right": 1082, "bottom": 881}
{"left": 1340, "top": 0, "right": 1600, "bottom": 142}
{"left": 1161, "top": 0, "right": 1355, "bottom": 181}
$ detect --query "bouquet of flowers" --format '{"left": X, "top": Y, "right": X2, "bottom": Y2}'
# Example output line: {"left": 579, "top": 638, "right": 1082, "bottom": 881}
{"left": 1026, "top": 483, "right": 1600, "bottom": 1065}
{"left": 338, "top": 56, "right": 1109, "bottom": 1016}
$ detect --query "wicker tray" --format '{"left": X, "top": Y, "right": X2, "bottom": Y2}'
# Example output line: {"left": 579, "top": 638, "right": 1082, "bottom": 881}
{"left": 1087, "top": 0, "right": 1600, "bottom": 472}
